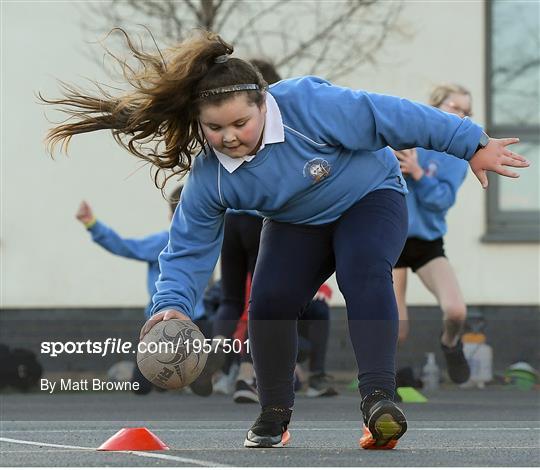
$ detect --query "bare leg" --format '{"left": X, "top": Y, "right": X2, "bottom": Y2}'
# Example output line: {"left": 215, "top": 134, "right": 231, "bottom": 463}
{"left": 392, "top": 267, "right": 409, "bottom": 345}
{"left": 416, "top": 257, "right": 467, "bottom": 347}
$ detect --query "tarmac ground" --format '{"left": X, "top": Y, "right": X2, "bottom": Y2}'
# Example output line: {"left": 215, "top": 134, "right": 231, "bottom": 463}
{"left": 1, "top": 386, "right": 539, "bottom": 467}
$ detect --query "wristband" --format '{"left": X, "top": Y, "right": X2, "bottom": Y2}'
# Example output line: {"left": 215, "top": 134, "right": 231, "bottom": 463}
{"left": 84, "top": 217, "right": 97, "bottom": 229}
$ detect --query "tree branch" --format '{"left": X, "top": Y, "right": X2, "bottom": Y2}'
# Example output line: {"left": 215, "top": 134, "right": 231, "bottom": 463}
{"left": 215, "top": 0, "right": 242, "bottom": 32}
{"left": 274, "top": 1, "right": 367, "bottom": 69}
{"left": 83, "top": 0, "right": 405, "bottom": 82}
{"left": 232, "top": 0, "right": 289, "bottom": 45}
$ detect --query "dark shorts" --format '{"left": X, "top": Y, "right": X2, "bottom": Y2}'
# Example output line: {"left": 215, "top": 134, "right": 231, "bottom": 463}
{"left": 394, "top": 237, "right": 446, "bottom": 272}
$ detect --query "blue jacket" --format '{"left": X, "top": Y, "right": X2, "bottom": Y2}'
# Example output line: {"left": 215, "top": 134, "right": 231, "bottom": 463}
{"left": 405, "top": 149, "right": 468, "bottom": 240}
{"left": 88, "top": 220, "right": 205, "bottom": 319}
{"left": 151, "top": 76, "right": 483, "bottom": 318}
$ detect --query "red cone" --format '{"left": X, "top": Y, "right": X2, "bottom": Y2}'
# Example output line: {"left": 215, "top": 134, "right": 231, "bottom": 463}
{"left": 97, "top": 427, "right": 169, "bottom": 451}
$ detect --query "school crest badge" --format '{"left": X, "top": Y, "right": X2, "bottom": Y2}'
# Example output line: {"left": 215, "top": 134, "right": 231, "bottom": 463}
{"left": 303, "top": 158, "right": 331, "bottom": 184}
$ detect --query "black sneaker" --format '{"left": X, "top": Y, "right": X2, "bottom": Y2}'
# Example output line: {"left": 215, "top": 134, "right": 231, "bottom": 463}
{"left": 441, "top": 338, "right": 470, "bottom": 384}
{"left": 394, "top": 386, "right": 402, "bottom": 403}
{"left": 306, "top": 373, "right": 339, "bottom": 398}
{"left": 233, "top": 378, "right": 259, "bottom": 404}
{"left": 189, "top": 348, "right": 226, "bottom": 397}
{"left": 244, "top": 406, "right": 292, "bottom": 448}
{"left": 359, "top": 389, "right": 407, "bottom": 450}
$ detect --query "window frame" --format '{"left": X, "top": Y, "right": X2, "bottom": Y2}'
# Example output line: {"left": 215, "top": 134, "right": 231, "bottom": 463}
{"left": 483, "top": 0, "right": 540, "bottom": 243}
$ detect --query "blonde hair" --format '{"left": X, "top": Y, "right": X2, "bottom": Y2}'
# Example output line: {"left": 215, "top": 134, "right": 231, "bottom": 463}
{"left": 428, "top": 83, "right": 471, "bottom": 108}
{"left": 40, "top": 29, "right": 266, "bottom": 189}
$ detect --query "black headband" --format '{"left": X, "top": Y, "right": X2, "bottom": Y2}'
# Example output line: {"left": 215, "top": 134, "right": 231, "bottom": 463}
{"left": 198, "top": 84, "right": 261, "bottom": 100}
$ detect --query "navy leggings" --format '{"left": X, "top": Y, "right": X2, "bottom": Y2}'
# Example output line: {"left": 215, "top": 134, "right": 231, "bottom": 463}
{"left": 212, "top": 213, "right": 263, "bottom": 360}
{"left": 248, "top": 189, "right": 408, "bottom": 408}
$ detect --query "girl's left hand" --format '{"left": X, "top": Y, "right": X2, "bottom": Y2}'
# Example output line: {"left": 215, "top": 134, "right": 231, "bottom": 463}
{"left": 469, "top": 138, "right": 530, "bottom": 189}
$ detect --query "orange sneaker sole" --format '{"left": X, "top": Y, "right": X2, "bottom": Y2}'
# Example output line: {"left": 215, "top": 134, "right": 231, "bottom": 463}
{"left": 281, "top": 430, "right": 291, "bottom": 446}
{"left": 359, "top": 425, "right": 399, "bottom": 450}
{"left": 244, "top": 430, "right": 291, "bottom": 448}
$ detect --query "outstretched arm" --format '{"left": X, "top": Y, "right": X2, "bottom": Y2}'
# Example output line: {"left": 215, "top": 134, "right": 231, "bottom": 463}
{"left": 149, "top": 157, "right": 226, "bottom": 323}
{"left": 295, "top": 78, "right": 530, "bottom": 187}
{"left": 76, "top": 201, "right": 167, "bottom": 262}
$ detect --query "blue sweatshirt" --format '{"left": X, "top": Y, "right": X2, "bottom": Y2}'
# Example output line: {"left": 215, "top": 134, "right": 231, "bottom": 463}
{"left": 405, "top": 149, "right": 468, "bottom": 240}
{"left": 152, "top": 76, "right": 483, "bottom": 318}
{"left": 87, "top": 220, "right": 205, "bottom": 319}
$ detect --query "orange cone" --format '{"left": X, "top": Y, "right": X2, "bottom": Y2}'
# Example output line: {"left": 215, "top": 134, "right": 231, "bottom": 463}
{"left": 97, "top": 427, "right": 169, "bottom": 451}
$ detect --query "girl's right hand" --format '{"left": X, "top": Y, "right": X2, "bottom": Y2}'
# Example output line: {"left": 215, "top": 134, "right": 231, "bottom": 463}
{"left": 139, "top": 309, "right": 191, "bottom": 341}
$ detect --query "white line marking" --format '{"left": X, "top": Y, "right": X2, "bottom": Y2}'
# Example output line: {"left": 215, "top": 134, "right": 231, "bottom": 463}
{"left": 292, "top": 427, "right": 540, "bottom": 432}
{"left": 0, "top": 450, "right": 92, "bottom": 454}
{"left": 409, "top": 427, "right": 540, "bottom": 431}
{"left": 0, "top": 437, "right": 91, "bottom": 450}
{"left": 0, "top": 437, "right": 226, "bottom": 467}
{"left": 1, "top": 446, "right": 538, "bottom": 453}
{"left": 2, "top": 436, "right": 538, "bottom": 455}
{"left": 403, "top": 446, "right": 540, "bottom": 450}
{"left": 129, "top": 451, "right": 227, "bottom": 466}
{"left": 3, "top": 427, "right": 540, "bottom": 433}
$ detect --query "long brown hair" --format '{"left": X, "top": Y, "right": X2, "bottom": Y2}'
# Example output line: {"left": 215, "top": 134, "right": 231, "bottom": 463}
{"left": 40, "top": 29, "right": 266, "bottom": 189}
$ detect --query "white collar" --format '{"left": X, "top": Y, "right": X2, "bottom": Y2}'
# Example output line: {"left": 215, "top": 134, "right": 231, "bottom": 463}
{"left": 212, "top": 92, "right": 284, "bottom": 173}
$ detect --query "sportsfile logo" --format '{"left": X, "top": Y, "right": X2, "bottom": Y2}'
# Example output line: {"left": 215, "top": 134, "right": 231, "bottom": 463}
{"left": 40, "top": 337, "right": 251, "bottom": 357}
{"left": 40, "top": 338, "right": 184, "bottom": 358}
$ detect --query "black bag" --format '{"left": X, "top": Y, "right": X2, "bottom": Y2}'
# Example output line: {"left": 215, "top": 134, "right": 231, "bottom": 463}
{"left": 0, "top": 344, "right": 12, "bottom": 389}
{"left": 0, "top": 345, "right": 43, "bottom": 391}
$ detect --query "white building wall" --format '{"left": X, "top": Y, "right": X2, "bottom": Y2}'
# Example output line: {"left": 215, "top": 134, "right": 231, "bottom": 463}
{"left": 1, "top": 1, "right": 538, "bottom": 309}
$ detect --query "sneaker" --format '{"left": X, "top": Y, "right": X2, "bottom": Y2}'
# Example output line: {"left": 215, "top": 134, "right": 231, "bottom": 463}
{"left": 306, "top": 373, "right": 339, "bottom": 398}
{"left": 441, "top": 338, "right": 470, "bottom": 384}
{"left": 233, "top": 378, "right": 259, "bottom": 404}
{"left": 212, "top": 371, "right": 228, "bottom": 395}
{"left": 359, "top": 389, "right": 407, "bottom": 450}
{"left": 394, "top": 387, "right": 402, "bottom": 403}
{"left": 212, "top": 361, "right": 239, "bottom": 395}
{"left": 189, "top": 348, "right": 226, "bottom": 397}
{"left": 244, "top": 406, "right": 292, "bottom": 448}
{"left": 213, "top": 372, "right": 234, "bottom": 395}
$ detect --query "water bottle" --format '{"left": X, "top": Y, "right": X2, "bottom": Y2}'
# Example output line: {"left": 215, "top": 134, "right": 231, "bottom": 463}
{"left": 462, "top": 333, "right": 493, "bottom": 389}
{"left": 422, "top": 352, "right": 440, "bottom": 392}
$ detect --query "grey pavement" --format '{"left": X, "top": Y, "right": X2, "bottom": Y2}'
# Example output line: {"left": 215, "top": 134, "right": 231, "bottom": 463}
{"left": 1, "top": 387, "right": 539, "bottom": 467}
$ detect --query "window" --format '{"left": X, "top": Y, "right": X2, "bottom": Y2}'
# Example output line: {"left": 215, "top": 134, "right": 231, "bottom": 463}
{"left": 484, "top": 0, "right": 540, "bottom": 242}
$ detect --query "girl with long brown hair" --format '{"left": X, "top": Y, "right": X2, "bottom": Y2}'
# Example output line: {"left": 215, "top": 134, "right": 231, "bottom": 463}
{"left": 42, "top": 29, "right": 529, "bottom": 450}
